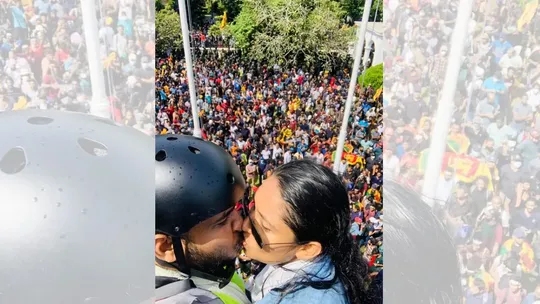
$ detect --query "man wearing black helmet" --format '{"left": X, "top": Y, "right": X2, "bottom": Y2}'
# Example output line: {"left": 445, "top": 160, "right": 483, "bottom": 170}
{"left": 155, "top": 134, "right": 251, "bottom": 304}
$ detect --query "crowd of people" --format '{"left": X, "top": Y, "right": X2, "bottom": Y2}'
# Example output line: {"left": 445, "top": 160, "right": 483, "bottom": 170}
{"left": 385, "top": 0, "right": 540, "bottom": 302}
{"left": 155, "top": 46, "right": 384, "bottom": 284}
{"left": 0, "top": 0, "right": 155, "bottom": 133}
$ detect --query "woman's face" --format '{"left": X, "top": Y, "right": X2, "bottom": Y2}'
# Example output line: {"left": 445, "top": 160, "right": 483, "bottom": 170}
{"left": 242, "top": 176, "right": 304, "bottom": 265}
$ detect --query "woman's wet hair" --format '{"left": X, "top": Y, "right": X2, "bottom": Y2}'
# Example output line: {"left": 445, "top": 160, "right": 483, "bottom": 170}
{"left": 378, "top": 180, "right": 462, "bottom": 304}
{"left": 270, "top": 160, "right": 375, "bottom": 304}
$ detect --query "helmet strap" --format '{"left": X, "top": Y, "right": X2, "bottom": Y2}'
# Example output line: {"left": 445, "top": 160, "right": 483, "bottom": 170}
{"left": 171, "top": 236, "right": 190, "bottom": 275}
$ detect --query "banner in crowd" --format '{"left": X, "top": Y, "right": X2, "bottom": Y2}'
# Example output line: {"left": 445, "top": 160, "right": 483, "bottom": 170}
{"left": 517, "top": 0, "right": 539, "bottom": 31}
{"left": 418, "top": 150, "right": 494, "bottom": 190}
{"left": 374, "top": 88, "right": 383, "bottom": 100}
{"left": 220, "top": 12, "right": 227, "bottom": 29}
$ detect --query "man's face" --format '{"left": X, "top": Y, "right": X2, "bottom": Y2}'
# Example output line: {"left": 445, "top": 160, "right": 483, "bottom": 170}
{"left": 181, "top": 207, "right": 244, "bottom": 275}
{"left": 525, "top": 201, "right": 536, "bottom": 213}
{"left": 509, "top": 280, "right": 521, "bottom": 292}
{"left": 444, "top": 171, "right": 452, "bottom": 180}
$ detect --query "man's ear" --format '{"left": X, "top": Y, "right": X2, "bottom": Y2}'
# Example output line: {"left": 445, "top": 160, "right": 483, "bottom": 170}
{"left": 155, "top": 234, "right": 176, "bottom": 263}
{"left": 295, "top": 241, "right": 322, "bottom": 261}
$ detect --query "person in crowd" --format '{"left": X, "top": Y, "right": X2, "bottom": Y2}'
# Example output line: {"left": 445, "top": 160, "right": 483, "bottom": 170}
{"left": 385, "top": 0, "right": 540, "bottom": 300}
{"left": 0, "top": 0, "right": 155, "bottom": 133}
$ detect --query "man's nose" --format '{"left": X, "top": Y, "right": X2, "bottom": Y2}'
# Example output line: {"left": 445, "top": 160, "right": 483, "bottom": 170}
{"left": 230, "top": 208, "right": 244, "bottom": 232}
{"left": 241, "top": 213, "right": 252, "bottom": 233}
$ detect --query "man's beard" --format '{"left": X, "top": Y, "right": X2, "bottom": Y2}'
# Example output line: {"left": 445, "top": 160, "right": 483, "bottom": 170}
{"left": 183, "top": 234, "right": 243, "bottom": 279}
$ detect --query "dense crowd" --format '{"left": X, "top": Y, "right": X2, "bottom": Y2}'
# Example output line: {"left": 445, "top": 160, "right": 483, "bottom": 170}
{"left": 0, "top": 0, "right": 155, "bottom": 134}
{"left": 155, "top": 48, "right": 384, "bottom": 283}
{"left": 385, "top": 0, "right": 540, "bottom": 302}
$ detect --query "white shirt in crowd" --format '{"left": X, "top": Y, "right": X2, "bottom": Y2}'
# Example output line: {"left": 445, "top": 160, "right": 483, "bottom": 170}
{"left": 435, "top": 176, "right": 457, "bottom": 206}
{"left": 271, "top": 145, "right": 283, "bottom": 160}
{"left": 283, "top": 151, "right": 292, "bottom": 164}
{"left": 237, "top": 139, "right": 247, "bottom": 150}
{"left": 261, "top": 149, "right": 271, "bottom": 160}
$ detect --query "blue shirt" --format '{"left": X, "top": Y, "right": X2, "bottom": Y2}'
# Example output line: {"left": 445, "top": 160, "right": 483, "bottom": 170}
{"left": 482, "top": 77, "right": 506, "bottom": 105}
{"left": 257, "top": 256, "right": 349, "bottom": 304}
{"left": 492, "top": 40, "right": 512, "bottom": 63}
{"left": 10, "top": 6, "right": 27, "bottom": 29}
{"left": 117, "top": 19, "right": 133, "bottom": 37}
{"left": 350, "top": 222, "right": 361, "bottom": 236}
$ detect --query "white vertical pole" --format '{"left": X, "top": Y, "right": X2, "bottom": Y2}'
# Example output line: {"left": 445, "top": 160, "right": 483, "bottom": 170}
{"left": 81, "top": 0, "right": 110, "bottom": 119}
{"left": 178, "top": 0, "right": 202, "bottom": 138}
{"left": 333, "top": 0, "right": 373, "bottom": 175}
{"left": 421, "top": 0, "right": 474, "bottom": 207}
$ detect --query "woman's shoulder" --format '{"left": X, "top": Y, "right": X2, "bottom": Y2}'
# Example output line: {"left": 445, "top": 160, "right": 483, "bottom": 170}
{"left": 258, "top": 283, "right": 349, "bottom": 304}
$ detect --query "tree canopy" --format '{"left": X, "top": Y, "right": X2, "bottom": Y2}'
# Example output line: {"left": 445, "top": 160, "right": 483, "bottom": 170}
{"left": 155, "top": 0, "right": 383, "bottom": 67}
{"left": 229, "top": 0, "right": 355, "bottom": 69}
{"left": 358, "top": 63, "right": 383, "bottom": 89}
{"left": 155, "top": 8, "right": 182, "bottom": 58}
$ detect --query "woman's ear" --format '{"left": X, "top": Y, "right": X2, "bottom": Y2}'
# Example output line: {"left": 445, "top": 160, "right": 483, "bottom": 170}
{"left": 295, "top": 241, "right": 322, "bottom": 260}
{"left": 155, "top": 234, "right": 176, "bottom": 263}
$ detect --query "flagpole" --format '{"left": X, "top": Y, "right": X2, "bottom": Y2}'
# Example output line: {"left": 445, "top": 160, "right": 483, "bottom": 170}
{"left": 81, "top": 0, "right": 110, "bottom": 119}
{"left": 178, "top": 0, "right": 202, "bottom": 138}
{"left": 421, "top": 0, "right": 474, "bottom": 208}
{"left": 333, "top": 0, "right": 373, "bottom": 175}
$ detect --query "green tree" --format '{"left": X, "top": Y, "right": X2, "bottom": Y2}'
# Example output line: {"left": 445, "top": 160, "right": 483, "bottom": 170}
{"left": 340, "top": 0, "right": 361, "bottom": 21}
{"left": 206, "top": 0, "right": 242, "bottom": 20}
{"left": 361, "top": 0, "right": 383, "bottom": 22}
{"left": 156, "top": 0, "right": 165, "bottom": 12}
{"left": 230, "top": 0, "right": 355, "bottom": 69}
{"left": 155, "top": 8, "right": 183, "bottom": 57}
{"left": 220, "top": 0, "right": 242, "bottom": 20}
{"left": 358, "top": 63, "right": 382, "bottom": 89}
{"left": 336, "top": 0, "right": 382, "bottom": 23}
{"left": 165, "top": 0, "right": 207, "bottom": 28}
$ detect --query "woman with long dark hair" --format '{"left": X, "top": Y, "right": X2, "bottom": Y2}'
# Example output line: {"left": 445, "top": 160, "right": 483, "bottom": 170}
{"left": 241, "top": 160, "right": 374, "bottom": 304}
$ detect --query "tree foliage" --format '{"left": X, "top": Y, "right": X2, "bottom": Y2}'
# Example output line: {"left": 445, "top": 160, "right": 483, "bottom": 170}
{"left": 155, "top": 8, "right": 183, "bottom": 57}
{"left": 156, "top": 0, "right": 165, "bottom": 12}
{"left": 336, "top": 0, "right": 383, "bottom": 23}
{"left": 358, "top": 63, "right": 382, "bottom": 89}
{"left": 206, "top": 0, "right": 242, "bottom": 20}
{"left": 361, "top": 0, "right": 383, "bottom": 22}
{"left": 165, "top": 0, "right": 206, "bottom": 28}
{"left": 230, "top": 0, "right": 355, "bottom": 69}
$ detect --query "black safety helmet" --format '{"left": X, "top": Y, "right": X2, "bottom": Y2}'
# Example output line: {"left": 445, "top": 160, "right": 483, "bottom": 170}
{"left": 155, "top": 134, "right": 246, "bottom": 236}
{"left": 0, "top": 110, "right": 154, "bottom": 303}
{"left": 155, "top": 134, "right": 246, "bottom": 286}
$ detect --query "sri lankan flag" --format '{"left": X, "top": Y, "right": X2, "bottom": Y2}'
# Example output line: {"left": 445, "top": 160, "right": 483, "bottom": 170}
{"left": 344, "top": 143, "right": 354, "bottom": 153}
{"left": 447, "top": 133, "right": 470, "bottom": 154}
{"left": 499, "top": 239, "right": 536, "bottom": 273}
{"left": 467, "top": 270, "right": 495, "bottom": 291}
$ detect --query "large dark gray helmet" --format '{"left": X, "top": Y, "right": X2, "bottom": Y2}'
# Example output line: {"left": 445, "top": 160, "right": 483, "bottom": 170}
{"left": 155, "top": 134, "right": 246, "bottom": 236}
{"left": 155, "top": 134, "right": 246, "bottom": 285}
{"left": 0, "top": 110, "right": 154, "bottom": 304}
